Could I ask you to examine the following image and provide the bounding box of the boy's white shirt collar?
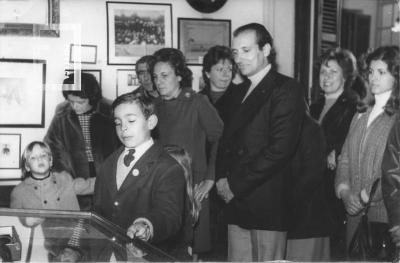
[116,138,154,190]
[124,138,154,162]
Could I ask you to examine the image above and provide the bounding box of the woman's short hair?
[152,48,193,88]
[62,73,102,106]
[358,46,400,115]
[202,45,236,87]
[21,141,53,179]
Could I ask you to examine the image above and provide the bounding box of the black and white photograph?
[0,0,398,262]
[0,0,60,37]
[0,134,20,170]
[69,44,98,64]
[178,18,231,65]
[116,69,139,96]
[107,2,172,65]
[0,59,45,127]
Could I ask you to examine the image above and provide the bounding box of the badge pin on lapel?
[132,169,140,177]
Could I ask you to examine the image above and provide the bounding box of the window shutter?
[317,0,342,57]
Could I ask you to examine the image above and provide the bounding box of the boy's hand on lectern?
[127,220,152,241]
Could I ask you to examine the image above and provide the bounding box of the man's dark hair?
[112,89,155,119]
[233,23,277,67]
[62,73,102,106]
[135,55,156,76]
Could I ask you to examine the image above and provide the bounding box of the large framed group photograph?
[0,59,46,127]
[107,2,172,65]
[178,18,231,65]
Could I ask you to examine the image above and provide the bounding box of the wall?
[263,0,295,76]
[0,0,295,183]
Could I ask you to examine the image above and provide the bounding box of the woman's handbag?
[348,178,395,261]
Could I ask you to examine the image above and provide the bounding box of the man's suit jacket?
[94,142,186,246]
[216,69,305,231]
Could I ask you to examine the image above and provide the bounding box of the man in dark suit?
[93,91,186,260]
[216,23,305,261]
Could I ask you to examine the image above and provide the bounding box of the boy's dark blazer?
[93,142,186,246]
[216,69,306,231]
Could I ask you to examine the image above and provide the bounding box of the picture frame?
[178,18,231,65]
[0,0,60,37]
[69,44,98,64]
[0,134,21,170]
[0,59,46,127]
[65,69,102,89]
[107,1,173,65]
[116,69,140,96]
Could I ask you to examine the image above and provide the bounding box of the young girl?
[10,141,95,261]
[10,141,95,212]
[164,145,201,260]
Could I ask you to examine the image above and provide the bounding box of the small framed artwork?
[65,69,102,89]
[178,18,231,65]
[107,2,173,65]
[0,134,21,170]
[0,59,46,127]
[0,0,60,37]
[116,69,140,96]
[69,44,98,64]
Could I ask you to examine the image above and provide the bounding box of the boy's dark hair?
[112,89,155,119]
[152,48,193,88]
[233,23,277,68]
[62,73,102,106]
[358,46,400,115]
[202,45,236,87]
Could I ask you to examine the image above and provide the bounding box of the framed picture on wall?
[65,69,102,89]
[69,44,98,64]
[0,134,21,170]
[0,59,46,127]
[106,1,172,65]
[116,69,140,96]
[0,0,60,37]
[178,18,231,65]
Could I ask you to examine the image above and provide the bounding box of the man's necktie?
[123,149,135,167]
[241,78,253,103]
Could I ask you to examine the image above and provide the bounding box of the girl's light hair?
[164,145,200,225]
[21,141,53,179]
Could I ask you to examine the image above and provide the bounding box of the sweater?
[335,108,397,222]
